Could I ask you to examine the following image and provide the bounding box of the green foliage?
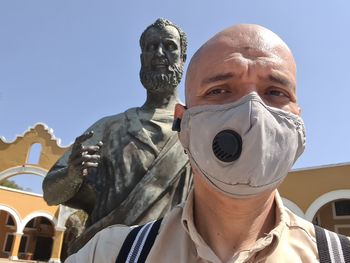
[0,179,24,190]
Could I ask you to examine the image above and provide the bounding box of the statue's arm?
[43,118,108,214]
[43,161,96,213]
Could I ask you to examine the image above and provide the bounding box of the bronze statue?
[43,18,192,254]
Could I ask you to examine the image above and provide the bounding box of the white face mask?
[179,92,306,198]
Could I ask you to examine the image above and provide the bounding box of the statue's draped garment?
[43,107,192,252]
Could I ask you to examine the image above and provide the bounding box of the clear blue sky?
[1,1,350,192]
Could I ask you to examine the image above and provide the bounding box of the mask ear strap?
[172,105,187,132]
[172,118,182,132]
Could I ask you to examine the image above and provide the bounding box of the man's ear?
[172,103,186,132]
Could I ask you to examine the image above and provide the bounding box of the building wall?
[279,163,350,215]
[0,187,58,260]
[0,123,67,173]
[0,187,58,221]
[0,123,69,261]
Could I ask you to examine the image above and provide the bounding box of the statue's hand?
[67,131,103,178]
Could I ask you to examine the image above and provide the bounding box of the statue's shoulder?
[89,108,139,131]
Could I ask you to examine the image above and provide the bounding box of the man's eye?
[206,88,229,95]
[267,89,288,98]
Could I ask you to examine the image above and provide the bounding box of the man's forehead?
[189,40,292,76]
[188,26,295,76]
[185,25,296,102]
[193,35,291,63]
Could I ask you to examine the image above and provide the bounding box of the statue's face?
[140,25,184,94]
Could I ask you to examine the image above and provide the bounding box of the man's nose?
[237,84,258,99]
[226,84,259,103]
[243,84,258,94]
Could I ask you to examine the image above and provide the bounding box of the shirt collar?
[181,189,289,262]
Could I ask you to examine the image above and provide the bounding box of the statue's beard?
[140,64,183,93]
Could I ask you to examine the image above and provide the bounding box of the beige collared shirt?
[65,190,320,263]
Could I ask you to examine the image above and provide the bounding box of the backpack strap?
[314,225,350,263]
[115,218,163,263]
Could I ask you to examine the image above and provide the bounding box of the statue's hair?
[140,18,187,60]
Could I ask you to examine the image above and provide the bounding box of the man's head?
[174,24,305,199]
[139,18,187,94]
[181,24,298,115]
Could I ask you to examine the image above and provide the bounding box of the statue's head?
[139,18,187,94]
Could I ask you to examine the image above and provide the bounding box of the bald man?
[65,24,349,263]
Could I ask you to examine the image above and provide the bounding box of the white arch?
[0,204,21,233]
[282,198,305,219]
[19,211,57,233]
[305,190,350,222]
[0,166,47,181]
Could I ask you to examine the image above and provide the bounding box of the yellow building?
[0,123,74,262]
[279,162,350,235]
[0,187,58,260]
[0,123,349,261]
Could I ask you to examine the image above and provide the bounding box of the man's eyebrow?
[268,74,295,89]
[201,73,235,85]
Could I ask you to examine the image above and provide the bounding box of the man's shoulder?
[98,223,133,241]
[65,224,132,263]
[283,206,350,246]
[65,205,185,263]
[284,207,318,243]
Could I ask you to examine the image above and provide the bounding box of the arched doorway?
[312,198,350,235]
[0,210,17,259]
[21,216,55,261]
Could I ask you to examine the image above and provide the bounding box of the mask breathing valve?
[212,130,242,162]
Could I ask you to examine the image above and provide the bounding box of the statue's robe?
[43,107,192,253]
